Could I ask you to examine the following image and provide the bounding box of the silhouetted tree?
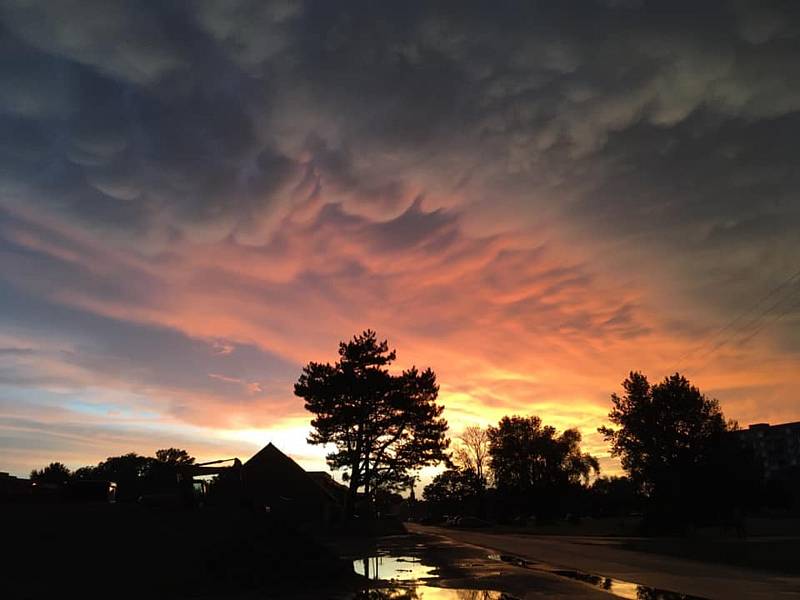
[30,462,71,484]
[599,372,737,527]
[72,465,99,481]
[488,415,599,519]
[148,448,196,488]
[295,330,449,517]
[154,448,195,465]
[93,453,151,501]
[31,449,200,502]
[590,476,642,517]
[423,468,482,517]
[453,426,490,487]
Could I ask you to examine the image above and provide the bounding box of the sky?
[1,1,799,481]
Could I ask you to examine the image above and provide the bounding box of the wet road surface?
[409,524,800,600]
[340,529,689,599]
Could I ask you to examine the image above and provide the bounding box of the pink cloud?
[2,193,799,476]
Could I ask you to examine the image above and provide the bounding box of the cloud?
[2,1,798,253]
[193,0,304,72]
[0,0,185,85]
[1,0,800,474]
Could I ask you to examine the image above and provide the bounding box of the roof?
[243,443,342,505]
[739,421,800,434]
[308,471,348,503]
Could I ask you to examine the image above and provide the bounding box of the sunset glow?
[2,1,799,483]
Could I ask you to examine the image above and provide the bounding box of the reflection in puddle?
[551,570,640,599]
[354,555,436,581]
[352,586,514,599]
[488,554,707,600]
[352,553,518,600]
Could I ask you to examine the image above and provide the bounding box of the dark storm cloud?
[1,1,798,243]
[0,0,300,245]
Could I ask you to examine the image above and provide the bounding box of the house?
[0,472,31,502]
[241,443,344,525]
[308,470,349,506]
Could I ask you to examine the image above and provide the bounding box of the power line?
[688,291,800,377]
[736,291,800,348]
[688,281,800,365]
[674,266,800,373]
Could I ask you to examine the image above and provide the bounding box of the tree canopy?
[488,416,599,490]
[155,448,195,465]
[423,468,483,513]
[30,462,71,484]
[294,330,449,515]
[599,372,730,497]
[40,448,197,501]
[589,475,642,517]
[598,372,747,526]
[487,415,599,518]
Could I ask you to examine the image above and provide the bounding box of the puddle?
[352,552,518,599]
[488,553,707,599]
[351,586,516,599]
[353,555,437,581]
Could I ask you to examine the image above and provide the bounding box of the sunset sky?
[1,1,799,481]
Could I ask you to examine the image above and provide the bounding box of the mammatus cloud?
[1,0,799,477]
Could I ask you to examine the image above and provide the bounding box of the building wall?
[737,422,800,479]
[241,444,343,525]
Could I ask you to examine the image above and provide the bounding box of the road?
[408,524,800,600]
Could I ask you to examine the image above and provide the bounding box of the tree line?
[425,370,800,530]
[25,330,798,528]
[298,331,795,529]
[423,416,602,523]
[30,448,195,501]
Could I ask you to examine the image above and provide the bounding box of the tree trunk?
[364,455,370,501]
[346,424,364,520]
[345,461,360,520]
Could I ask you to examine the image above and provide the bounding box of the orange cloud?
[4,192,798,482]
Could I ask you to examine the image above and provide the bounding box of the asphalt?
[408,524,800,600]
[331,528,620,600]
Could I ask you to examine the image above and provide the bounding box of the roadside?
[477,516,800,575]
[410,524,800,600]
[619,534,800,576]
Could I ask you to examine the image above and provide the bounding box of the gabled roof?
[243,443,341,505]
[244,442,298,469]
